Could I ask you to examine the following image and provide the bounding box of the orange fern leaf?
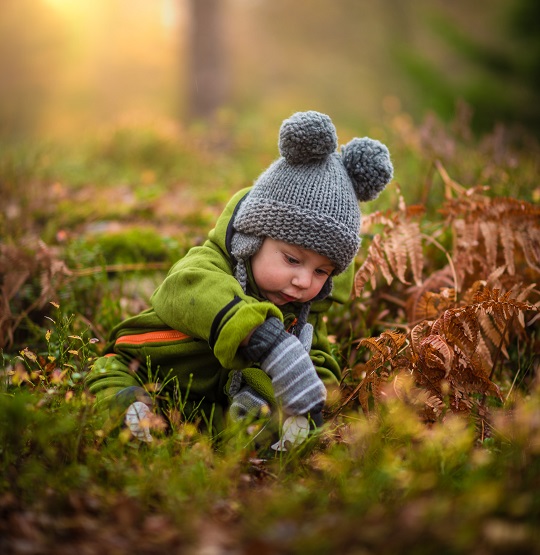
[383,227,410,284]
[417,334,454,376]
[402,221,424,286]
[354,195,425,296]
[412,288,457,322]
[499,223,516,275]
[480,220,499,270]
[354,234,393,295]
[516,228,540,273]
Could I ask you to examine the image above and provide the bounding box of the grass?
[1,108,539,553]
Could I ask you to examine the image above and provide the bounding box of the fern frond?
[472,286,536,314]
[417,334,454,376]
[433,308,479,355]
[516,229,540,273]
[442,192,540,280]
[383,228,410,284]
[406,267,455,322]
[499,224,515,275]
[357,330,407,359]
[412,288,457,321]
[401,221,424,285]
[410,321,431,354]
[371,235,394,285]
[354,235,393,295]
[408,285,536,419]
[474,333,494,375]
[354,196,425,296]
[354,331,409,415]
[478,310,505,351]
[357,368,390,416]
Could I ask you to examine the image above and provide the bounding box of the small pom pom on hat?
[232,110,393,278]
[278,111,337,164]
[342,137,393,202]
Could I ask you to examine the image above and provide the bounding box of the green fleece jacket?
[86,187,354,432]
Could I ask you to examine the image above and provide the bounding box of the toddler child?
[86,110,393,442]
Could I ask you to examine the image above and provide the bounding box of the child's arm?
[150,243,284,368]
[241,317,327,416]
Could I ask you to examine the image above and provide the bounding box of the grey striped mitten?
[229,385,271,422]
[298,322,313,353]
[241,318,326,416]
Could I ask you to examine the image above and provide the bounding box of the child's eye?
[285,255,299,265]
[315,268,330,276]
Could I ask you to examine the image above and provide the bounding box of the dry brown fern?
[355,188,424,296]
[330,330,410,417]
[341,286,538,424]
[438,166,540,288]
[344,164,539,428]
[358,164,539,315]
[0,240,71,349]
[411,286,536,420]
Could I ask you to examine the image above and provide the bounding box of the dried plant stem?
[504,365,521,406]
[435,159,467,198]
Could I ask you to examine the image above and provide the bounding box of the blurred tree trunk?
[187,0,229,120]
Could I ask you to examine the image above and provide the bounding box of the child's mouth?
[280,293,298,304]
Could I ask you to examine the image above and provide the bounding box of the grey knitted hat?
[232,110,393,276]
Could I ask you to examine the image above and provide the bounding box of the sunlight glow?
[42,0,80,13]
[42,0,183,29]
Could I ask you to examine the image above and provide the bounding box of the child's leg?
[86,354,142,415]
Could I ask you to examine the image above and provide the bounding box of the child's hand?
[229,385,271,422]
[242,318,326,416]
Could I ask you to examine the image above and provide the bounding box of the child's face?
[250,238,335,306]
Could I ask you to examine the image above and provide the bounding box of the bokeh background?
[2,0,539,141]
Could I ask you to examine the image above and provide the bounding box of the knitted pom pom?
[278,111,337,164]
[341,137,393,202]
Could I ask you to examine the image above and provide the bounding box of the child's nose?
[292,270,311,290]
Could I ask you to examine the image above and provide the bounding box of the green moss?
[83,227,185,265]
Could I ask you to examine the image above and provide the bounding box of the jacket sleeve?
[150,241,282,371]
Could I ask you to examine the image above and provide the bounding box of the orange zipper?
[115,330,190,346]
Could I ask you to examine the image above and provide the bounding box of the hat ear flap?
[231,232,264,292]
[341,137,393,202]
